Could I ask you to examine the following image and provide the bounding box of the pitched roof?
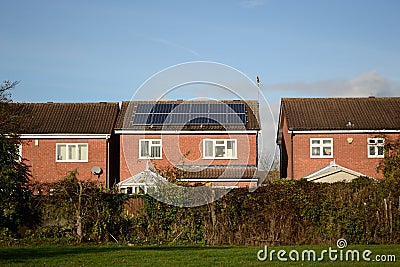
[10,102,119,134]
[119,166,258,185]
[115,100,260,131]
[177,167,258,179]
[117,167,168,187]
[280,97,400,131]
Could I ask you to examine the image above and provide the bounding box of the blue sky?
[1,0,399,105]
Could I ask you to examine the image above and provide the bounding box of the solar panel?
[151,113,168,124]
[209,103,226,113]
[133,113,152,124]
[173,104,191,113]
[189,116,209,124]
[227,103,245,113]
[132,102,247,125]
[226,114,246,124]
[135,104,154,113]
[153,103,175,113]
[191,104,208,113]
[169,113,190,124]
[209,113,226,123]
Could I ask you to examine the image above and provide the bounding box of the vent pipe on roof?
[256,76,261,103]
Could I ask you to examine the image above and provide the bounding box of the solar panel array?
[132,103,247,125]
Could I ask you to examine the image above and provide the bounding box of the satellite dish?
[91,166,103,175]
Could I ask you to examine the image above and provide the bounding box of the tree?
[0,80,36,236]
[258,151,280,182]
[38,170,127,243]
[379,136,400,181]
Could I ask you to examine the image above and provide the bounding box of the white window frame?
[139,139,162,159]
[56,143,88,162]
[368,138,384,158]
[310,138,333,158]
[202,139,237,159]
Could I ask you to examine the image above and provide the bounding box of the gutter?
[114,130,258,134]
[179,178,259,182]
[19,134,111,139]
[289,129,400,134]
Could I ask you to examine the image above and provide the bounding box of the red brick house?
[276,97,400,181]
[114,100,260,190]
[16,102,119,187]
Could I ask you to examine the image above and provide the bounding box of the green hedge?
[7,177,400,246]
[122,177,400,246]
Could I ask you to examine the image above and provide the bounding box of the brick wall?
[120,133,257,181]
[21,138,109,184]
[280,115,399,179]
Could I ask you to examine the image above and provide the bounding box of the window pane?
[323,147,331,156]
[226,140,236,158]
[140,141,149,157]
[68,145,77,160]
[323,139,331,145]
[152,140,160,145]
[369,146,375,156]
[378,146,384,156]
[227,141,232,149]
[78,144,88,160]
[369,139,376,144]
[57,145,66,160]
[216,140,224,145]
[311,140,320,144]
[204,140,213,157]
[312,147,320,156]
[151,146,161,158]
[215,146,225,157]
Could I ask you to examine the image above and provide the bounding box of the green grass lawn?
[0,244,399,266]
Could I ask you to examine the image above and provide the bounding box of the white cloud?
[266,71,400,97]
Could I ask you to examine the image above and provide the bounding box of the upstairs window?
[203,139,237,159]
[368,138,384,158]
[139,139,162,159]
[310,138,333,158]
[56,143,88,162]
